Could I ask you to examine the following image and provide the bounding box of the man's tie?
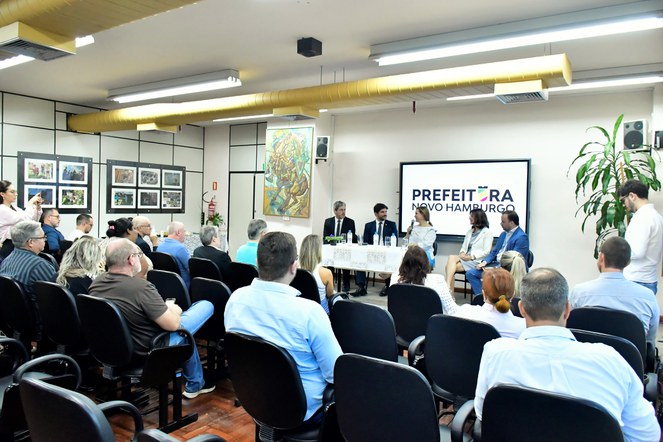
[377,221,383,242]
[335,219,341,237]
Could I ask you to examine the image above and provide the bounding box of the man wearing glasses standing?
[41,208,65,256]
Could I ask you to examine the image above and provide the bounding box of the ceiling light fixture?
[108,69,241,104]
[213,113,273,123]
[370,0,663,66]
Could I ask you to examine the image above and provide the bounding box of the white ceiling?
[0,0,661,124]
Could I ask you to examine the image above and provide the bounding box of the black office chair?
[38,251,59,271]
[409,314,500,413]
[334,354,472,442]
[59,239,74,257]
[76,294,198,432]
[147,269,192,310]
[225,332,337,442]
[479,384,623,442]
[34,281,86,354]
[453,269,471,298]
[149,251,181,275]
[0,275,38,351]
[20,377,226,442]
[510,297,522,317]
[291,269,321,304]
[189,257,223,281]
[189,277,232,375]
[330,299,399,362]
[224,262,258,293]
[387,283,442,349]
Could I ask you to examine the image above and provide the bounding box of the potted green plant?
[206,213,224,227]
[568,114,660,257]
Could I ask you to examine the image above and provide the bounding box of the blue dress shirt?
[156,238,191,287]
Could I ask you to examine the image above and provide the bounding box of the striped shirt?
[0,248,57,303]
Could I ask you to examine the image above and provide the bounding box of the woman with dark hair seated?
[99,217,152,278]
[445,208,492,291]
[56,236,102,294]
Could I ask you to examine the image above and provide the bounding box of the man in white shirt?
[475,268,659,442]
[619,179,663,294]
[67,213,94,240]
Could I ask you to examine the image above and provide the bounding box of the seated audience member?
[390,245,454,312]
[299,234,334,315]
[0,180,42,258]
[56,236,102,295]
[41,208,65,255]
[193,225,232,278]
[474,268,659,442]
[450,268,525,338]
[99,218,152,279]
[88,238,215,399]
[445,208,493,291]
[0,220,57,337]
[570,236,659,346]
[235,218,267,266]
[466,210,529,296]
[67,213,94,241]
[225,232,342,421]
[157,221,191,287]
[499,250,527,297]
[404,205,436,267]
[132,216,159,253]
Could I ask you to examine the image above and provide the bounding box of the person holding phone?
[0,180,42,259]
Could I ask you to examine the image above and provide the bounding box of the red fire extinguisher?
[208,197,216,218]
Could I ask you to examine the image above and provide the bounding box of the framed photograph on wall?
[162,170,183,189]
[59,161,89,185]
[111,188,136,209]
[112,165,137,186]
[162,190,182,209]
[24,158,57,183]
[139,167,161,188]
[24,185,56,208]
[138,189,160,209]
[58,187,88,209]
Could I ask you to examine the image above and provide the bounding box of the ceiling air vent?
[494,79,549,104]
[273,106,320,121]
[0,22,75,61]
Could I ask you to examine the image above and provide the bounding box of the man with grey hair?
[133,216,158,254]
[157,221,191,287]
[474,268,659,441]
[322,200,360,292]
[235,218,267,266]
[0,220,57,341]
[193,225,231,278]
[89,238,216,399]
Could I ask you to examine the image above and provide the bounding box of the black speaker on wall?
[315,136,329,163]
[623,120,647,150]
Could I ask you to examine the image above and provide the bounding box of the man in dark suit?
[360,203,399,296]
[193,225,232,279]
[466,210,529,296]
[323,200,359,292]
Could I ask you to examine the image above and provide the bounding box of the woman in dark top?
[56,236,102,295]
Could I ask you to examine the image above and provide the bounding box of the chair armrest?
[450,400,475,442]
[151,328,195,349]
[13,354,81,389]
[644,372,658,403]
[187,436,227,442]
[645,342,656,372]
[138,428,227,442]
[0,337,29,373]
[99,400,144,437]
[408,335,425,367]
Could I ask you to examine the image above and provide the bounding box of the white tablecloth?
[322,244,406,273]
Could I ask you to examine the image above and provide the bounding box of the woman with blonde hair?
[56,236,102,294]
[404,205,436,267]
[445,208,492,291]
[299,234,334,314]
[500,250,527,297]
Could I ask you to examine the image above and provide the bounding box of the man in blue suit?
[466,210,529,296]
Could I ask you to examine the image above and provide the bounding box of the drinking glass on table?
[356,234,363,245]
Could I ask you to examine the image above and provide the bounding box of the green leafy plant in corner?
[568,114,660,258]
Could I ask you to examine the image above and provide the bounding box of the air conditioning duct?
[0,22,75,61]
[494,79,549,104]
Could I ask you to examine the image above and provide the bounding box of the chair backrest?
[76,294,134,367]
[567,307,647,364]
[59,239,73,257]
[189,257,223,281]
[481,384,623,442]
[570,328,644,381]
[38,252,59,271]
[335,354,441,442]
[34,281,85,349]
[510,297,522,317]
[0,275,36,339]
[426,314,500,399]
[189,277,231,340]
[147,269,191,309]
[527,250,534,267]
[225,332,307,429]
[330,299,398,362]
[225,262,258,293]
[20,377,117,442]
[387,283,443,346]
[148,251,181,275]
[290,268,321,304]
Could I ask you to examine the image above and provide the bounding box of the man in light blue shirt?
[235,218,267,266]
[157,221,191,287]
[570,236,659,346]
[225,231,342,421]
[475,268,659,442]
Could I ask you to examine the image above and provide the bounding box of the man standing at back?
[157,221,191,287]
[235,219,267,266]
[570,236,659,347]
[474,268,659,442]
[619,179,663,294]
[322,200,360,292]
[225,232,342,422]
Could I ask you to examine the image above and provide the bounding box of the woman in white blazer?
[445,208,493,291]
